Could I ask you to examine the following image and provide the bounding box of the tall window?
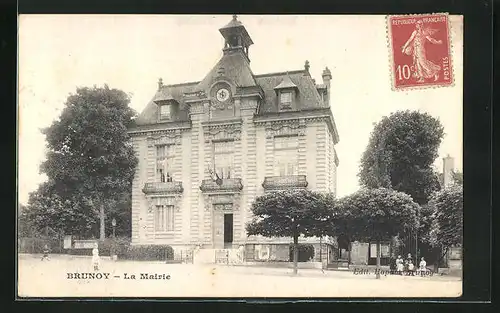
[279,92,292,110]
[156,145,174,182]
[160,104,171,120]
[213,141,234,179]
[274,136,298,176]
[154,205,174,232]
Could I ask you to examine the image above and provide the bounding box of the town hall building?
[127,15,340,264]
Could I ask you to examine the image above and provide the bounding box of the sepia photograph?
[17,14,463,298]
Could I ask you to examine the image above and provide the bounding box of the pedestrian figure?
[41,244,50,261]
[92,242,100,271]
[404,253,413,275]
[419,257,427,275]
[396,255,404,275]
[407,259,415,276]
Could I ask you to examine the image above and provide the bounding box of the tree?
[18,203,39,238]
[438,169,463,188]
[35,85,138,240]
[428,184,463,271]
[358,110,444,205]
[451,170,463,186]
[332,188,419,279]
[22,181,96,237]
[246,189,332,275]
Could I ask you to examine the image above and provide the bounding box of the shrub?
[289,244,315,262]
[123,245,174,261]
[99,237,130,257]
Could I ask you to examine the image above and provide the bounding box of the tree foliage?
[332,188,420,242]
[25,85,137,238]
[358,110,444,205]
[246,189,332,239]
[428,184,463,248]
[246,189,333,274]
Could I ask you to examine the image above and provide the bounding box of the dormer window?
[280,92,292,110]
[160,104,171,120]
[274,74,298,112]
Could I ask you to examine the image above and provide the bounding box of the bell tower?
[219,15,254,62]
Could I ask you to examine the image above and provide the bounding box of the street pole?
[415,208,419,263]
[112,218,117,238]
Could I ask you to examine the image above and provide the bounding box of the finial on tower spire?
[233,15,238,21]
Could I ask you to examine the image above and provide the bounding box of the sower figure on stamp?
[401,20,443,83]
[92,242,100,271]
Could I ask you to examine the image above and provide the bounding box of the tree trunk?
[376,241,381,279]
[293,234,299,275]
[99,204,105,241]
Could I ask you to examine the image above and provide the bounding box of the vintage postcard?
[17,14,463,298]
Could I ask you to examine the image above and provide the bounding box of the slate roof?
[194,51,257,92]
[273,75,298,90]
[255,70,327,115]
[134,82,198,126]
[131,16,329,128]
[132,68,329,127]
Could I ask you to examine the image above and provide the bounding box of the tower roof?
[219,15,254,46]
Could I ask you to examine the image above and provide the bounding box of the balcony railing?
[262,175,308,190]
[142,181,183,195]
[199,178,243,193]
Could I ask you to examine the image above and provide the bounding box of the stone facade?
[127,16,340,259]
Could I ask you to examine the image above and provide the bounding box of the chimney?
[322,67,332,106]
[304,60,310,75]
[158,78,163,91]
[442,154,455,187]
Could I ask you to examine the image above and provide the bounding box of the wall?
[130,135,148,245]
[350,242,369,265]
[131,109,337,250]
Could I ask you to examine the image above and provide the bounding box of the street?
[17,254,462,298]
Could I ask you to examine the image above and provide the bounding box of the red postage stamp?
[387,13,453,90]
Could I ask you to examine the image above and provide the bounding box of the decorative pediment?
[263,119,306,139]
[146,195,182,213]
[202,119,242,143]
[147,130,182,147]
[203,193,241,212]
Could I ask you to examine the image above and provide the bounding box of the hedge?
[63,238,174,261]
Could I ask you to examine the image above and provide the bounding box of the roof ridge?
[254,69,305,78]
[162,81,200,88]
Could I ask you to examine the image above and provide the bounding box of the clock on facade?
[216,88,230,102]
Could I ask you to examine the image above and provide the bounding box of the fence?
[215,249,244,264]
[173,249,194,264]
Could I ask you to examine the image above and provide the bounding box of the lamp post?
[111,218,117,261]
[111,218,116,238]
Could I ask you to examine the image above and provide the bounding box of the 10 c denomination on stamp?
[387,13,453,90]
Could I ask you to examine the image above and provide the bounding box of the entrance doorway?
[224,213,233,249]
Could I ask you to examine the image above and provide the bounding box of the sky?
[18,14,463,205]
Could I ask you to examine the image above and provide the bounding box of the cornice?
[128,121,192,137]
